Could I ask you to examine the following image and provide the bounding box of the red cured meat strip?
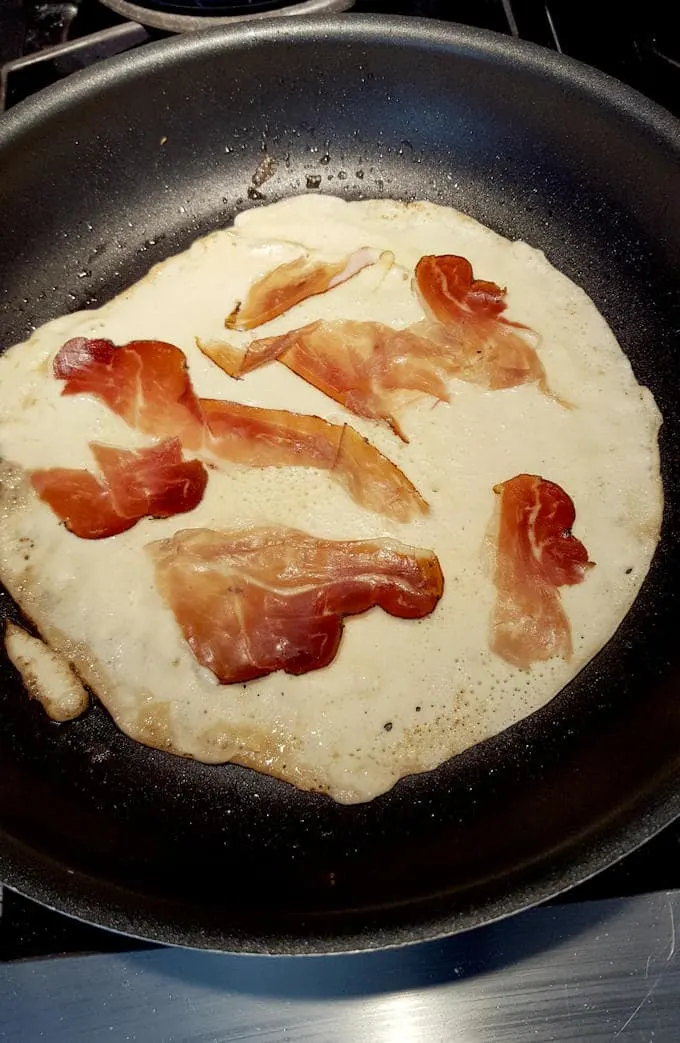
[31,438,207,539]
[54,338,427,523]
[490,474,592,668]
[148,526,444,683]
[225,249,379,331]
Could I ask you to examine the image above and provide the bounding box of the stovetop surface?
[2,1,679,115]
[0,0,679,962]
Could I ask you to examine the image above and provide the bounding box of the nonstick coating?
[0,16,679,955]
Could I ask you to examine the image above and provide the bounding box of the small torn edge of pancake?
[4,620,89,722]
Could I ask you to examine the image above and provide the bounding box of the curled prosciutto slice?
[30,438,208,539]
[415,254,509,324]
[55,338,206,449]
[414,255,549,393]
[490,474,592,668]
[148,526,444,683]
[225,248,380,331]
[53,338,427,523]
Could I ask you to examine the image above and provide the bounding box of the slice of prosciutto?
[490,474,592,668]
[53,338,427,523]
[30,438,208,539]
[148,526,444,683]
[31,468,134,540]
[200,253,551,443]
[199,321,450,442]
[414,255,549,393]
[199,399,426,522]
[54,337,206,449]
[225,248,380,331]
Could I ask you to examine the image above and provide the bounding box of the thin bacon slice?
[416,254,509,324]
[200,253,552,443]
[490,474,592,668]
[30,438,208,539]
[53,338,427,523]
[148,526,444,683]
[225,248,380,331]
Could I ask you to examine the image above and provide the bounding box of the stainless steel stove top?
[2,889,680,1041]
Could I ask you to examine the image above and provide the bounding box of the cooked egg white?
[0,196,662,803]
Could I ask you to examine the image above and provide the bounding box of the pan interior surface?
[0,16,679,954]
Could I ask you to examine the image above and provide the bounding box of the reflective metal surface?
[99,0,354,33]
[1,890,679,1040]
[0,22,150,110]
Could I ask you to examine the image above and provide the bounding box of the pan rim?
[2,770,680,955]
[0,559,678,949]
[0,14,679,149]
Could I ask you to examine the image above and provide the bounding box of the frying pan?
[0,15,679,955]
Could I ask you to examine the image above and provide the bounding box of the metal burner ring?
[99,0,355,34]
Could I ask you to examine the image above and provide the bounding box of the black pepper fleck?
[383,721,393,732]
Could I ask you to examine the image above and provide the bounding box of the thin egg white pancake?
[0,196,662,804]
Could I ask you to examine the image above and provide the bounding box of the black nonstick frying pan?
[0,15,679,955]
